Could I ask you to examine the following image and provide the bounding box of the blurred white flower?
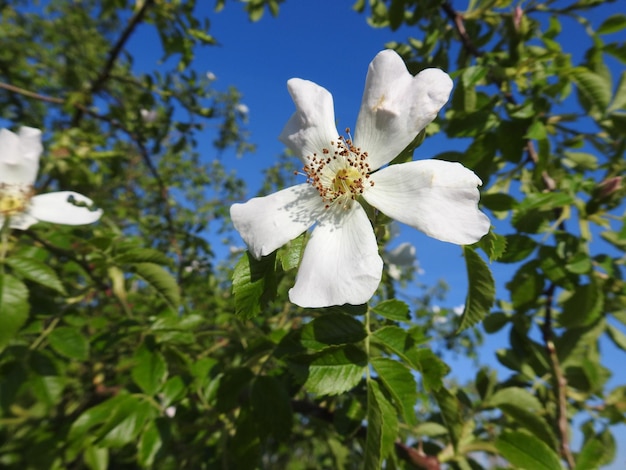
[231,50,489,308]
[452,304,465,316]
[0,127,102,230]
[206,71,217,81]
[235,103,249,115]
[140,108,157,123]
[384,242,417,280]
[165,406,177,418]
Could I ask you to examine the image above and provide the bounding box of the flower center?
[301,133,374,209]
[0,184,32,216]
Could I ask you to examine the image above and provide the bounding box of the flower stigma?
[300,129,374,209]
[0,183,32,216]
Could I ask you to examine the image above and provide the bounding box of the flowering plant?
[231,50,489,307]
[0,126,102,230]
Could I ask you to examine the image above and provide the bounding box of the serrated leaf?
[301,345,367,396]
[560,281,604,328]
[232,251,277,319]
[300,313,366,350]
[0,275,30,352]
[495,430,562,470]
[114,248,171,266]
[371,357,418,425]
[277,233,305,271]
[572,68,611,111]
[457,247,495,332]
[475,230,507,261]
[498,234,537,263]
[371,299,410,321]
[608,71,626,112]
[132,262,180,310]
[365,380,398,470]
[5,256,66,294]
[49,326,90,361]
[131,345,167,396]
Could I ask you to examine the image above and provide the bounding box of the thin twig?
[0,82,64,104]
[440,2,483,58]
[72,0,155,125]
[542,283,576,469]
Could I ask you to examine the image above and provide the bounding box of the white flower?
[140,108,158,123]
[206,71,217,81]
[230,50,490,308]
[385,242,417,281]
[452,304,465,316]
[0,126,103,230]
[235,103,249,115]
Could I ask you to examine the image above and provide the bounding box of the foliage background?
[0,0,624,469]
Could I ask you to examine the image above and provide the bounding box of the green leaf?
[232,251,277,319]
[48,326,90,361]
[571,68,611,111]
[371,357,418,425]
[560,281,604,328]
[0,275,30,352]
[131,344,167,396]
[277,233,305,271]
[371,299,410,321]
[608,71,626,112]
[5,256,66,294]
[606,324,626,352]
[597,14,626,35]
[475,230,507,261]
[301,345,367,396]
[300,313,367,350]
[485,387,557,447]
[495,430,562,470]
[457,246,495,332]
[364,380,398,470]
[138,420,162,468]
[432,387,463,449]
[83,446,108,470]
[574,436,607,470]
[114,247,172,266]
[251,376,293,440]
[498,234,537,263]
[482,312,510,333]
[132,262,180,310]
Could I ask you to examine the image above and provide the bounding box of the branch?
[291,400,440,469]
[440,2,483,58]
[0,81,64,104]
[541,283,576,470]
[72,0,155,125]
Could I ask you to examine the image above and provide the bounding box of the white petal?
[353,50,453,170]
[278,78,340,161]
[18,127,43,162]
[363,160,490,245]
[29,191,103,226]
[0,212,38,230]
[0,128,40,185]
[230,184,324,259]
[289,203,383,308]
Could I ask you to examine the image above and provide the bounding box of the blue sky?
[128,0,625,465]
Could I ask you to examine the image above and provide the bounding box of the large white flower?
[231,50,490,308]
[0,126,103,230]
